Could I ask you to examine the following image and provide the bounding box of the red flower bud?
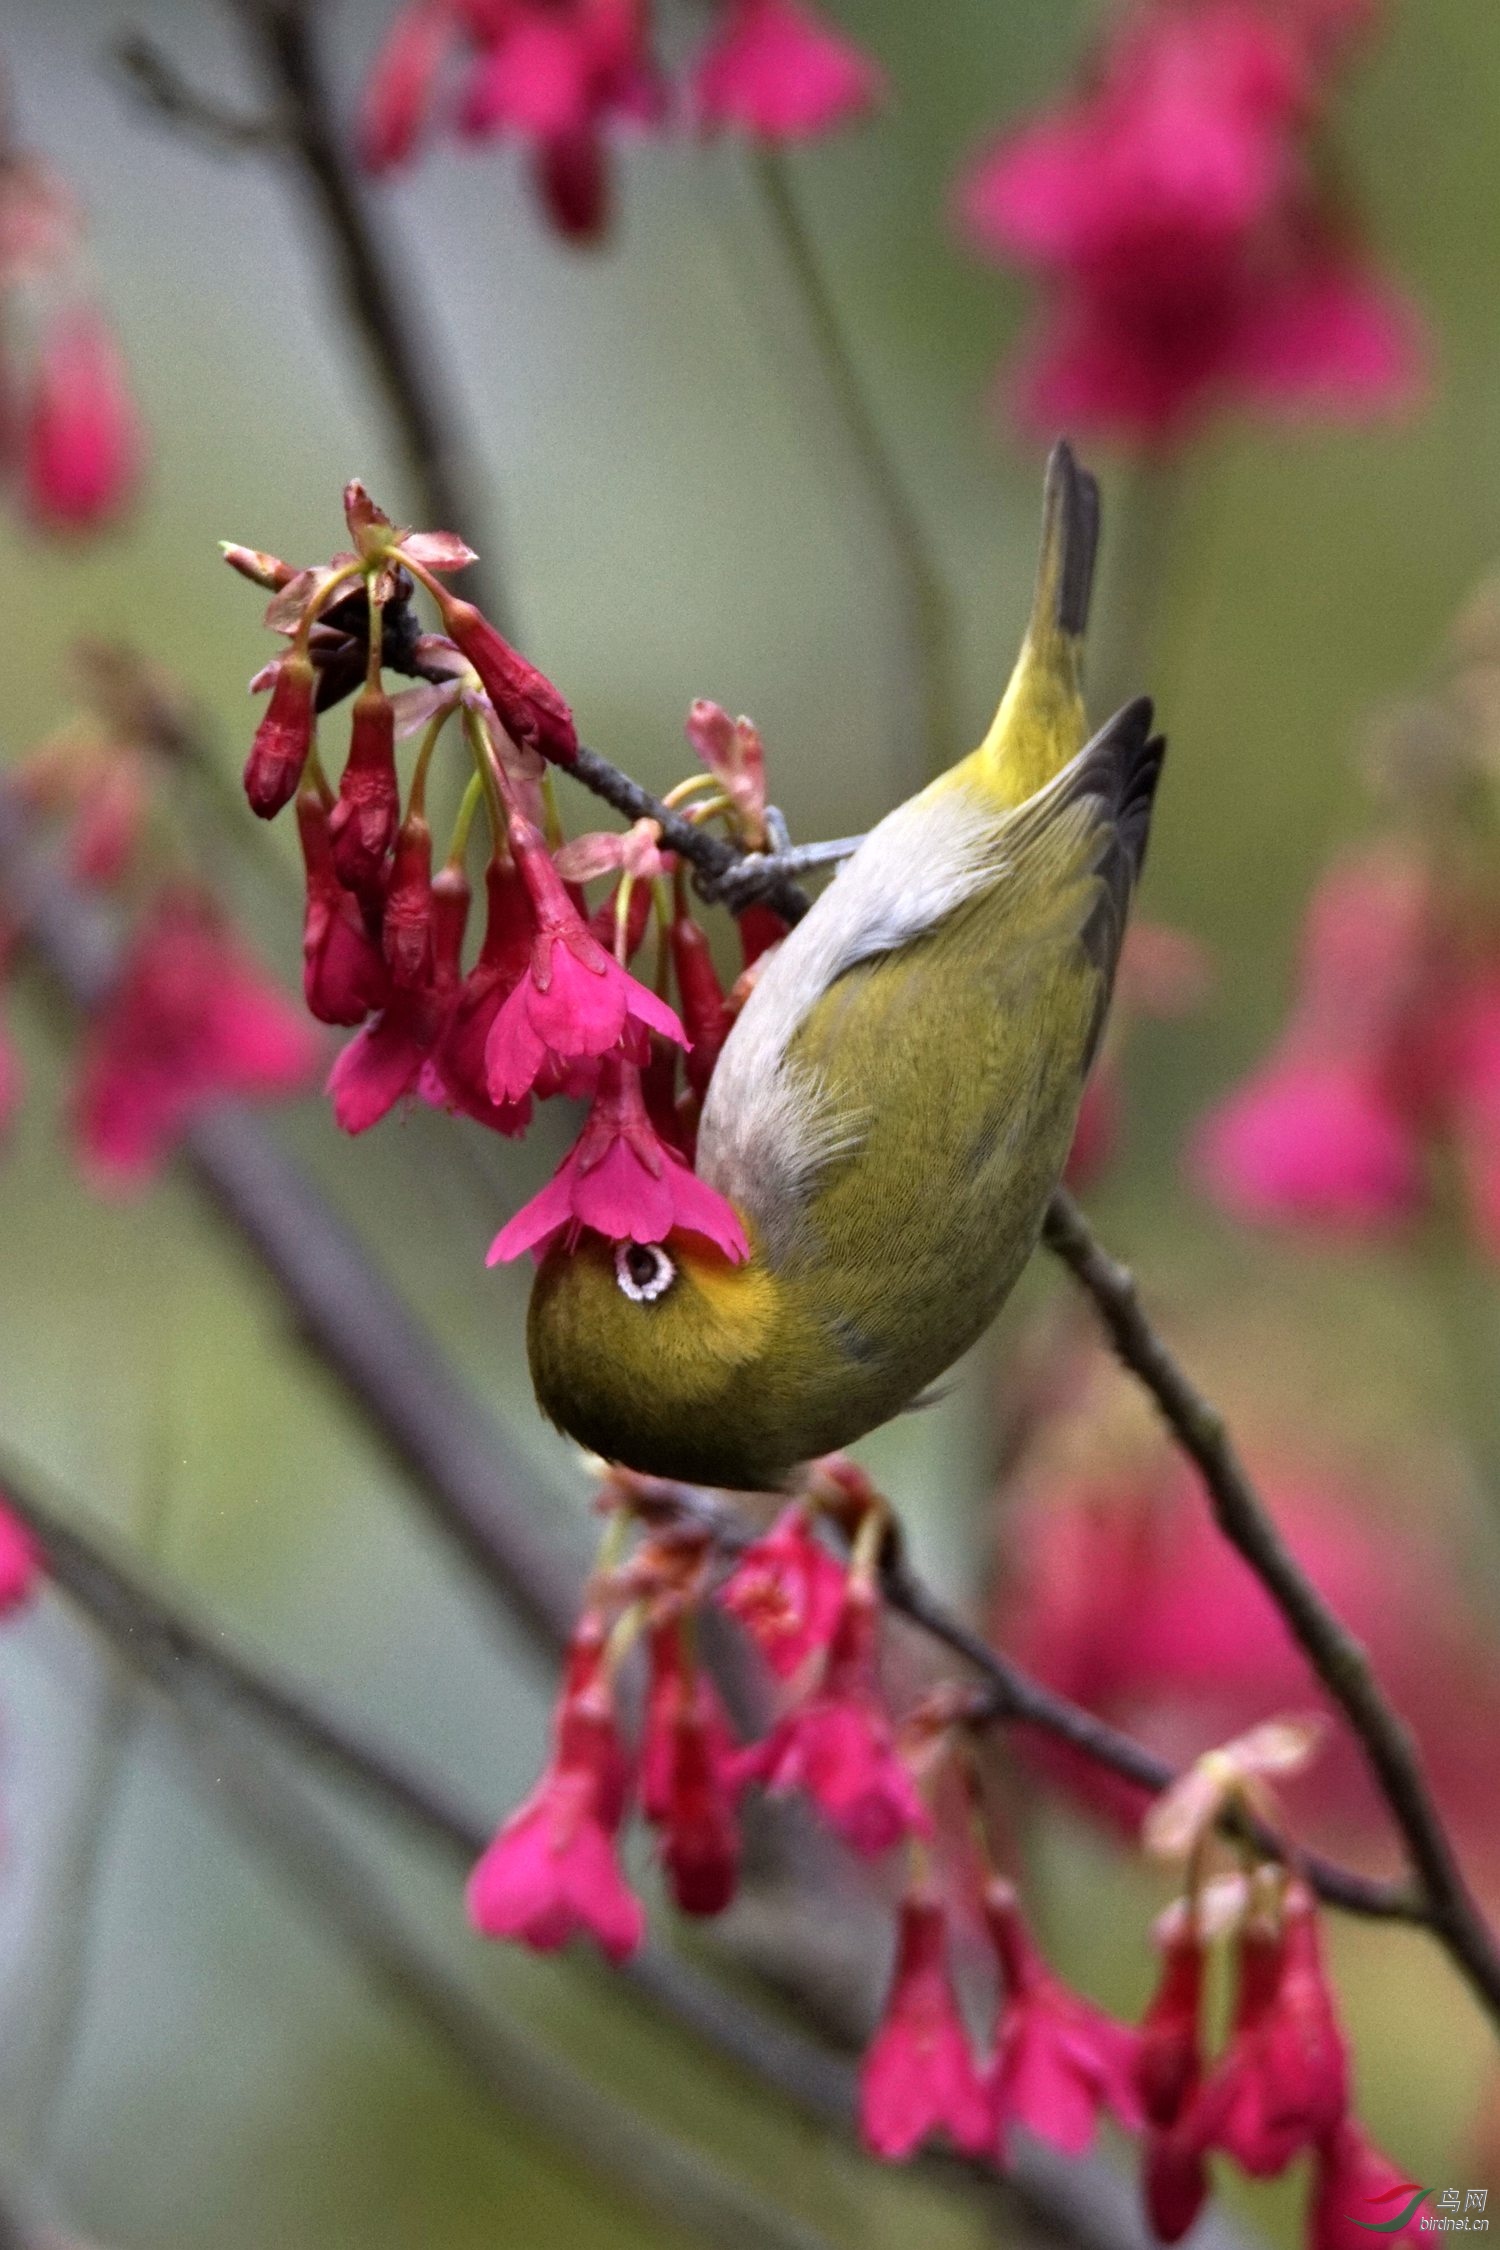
[1136,1923,1206,2129]
[22,303,142,533]
[1143,2131,1211,2244]
[737,902,789,968]
[670,913,731,1097]
[296,789,390,1027]
[383,809,435,986]
[329,679,400,887]
[436,592,579,765]
[534,127,609,241]
[245,650,317,819]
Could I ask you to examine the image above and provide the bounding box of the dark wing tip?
[1072,699,1167,1047]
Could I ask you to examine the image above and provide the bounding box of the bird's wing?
[698,699,1164,1261]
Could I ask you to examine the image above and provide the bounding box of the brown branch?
[116,8,512,635]
[1043,1188,1500,2026]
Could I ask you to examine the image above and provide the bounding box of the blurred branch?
[745,149,954,784]
[112,6,513,634]
[163,1708,838,2250]
[1043,1188,1500,2029]
[114,34,283,151]
[16,1463,1263,2250]
[0,786,582,1656]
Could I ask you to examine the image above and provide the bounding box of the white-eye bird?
[528,441,1165,1490]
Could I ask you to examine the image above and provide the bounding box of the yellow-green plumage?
[528,443,1165,1490]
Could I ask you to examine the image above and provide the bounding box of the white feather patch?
[697,777,1007,1234]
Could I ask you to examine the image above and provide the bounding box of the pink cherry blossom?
[753,1574,929,1857]
[328,868,470,1133]
[357,0,458,171]
[1189,1051,1423,1231]
[716,1505,845,1680]
[296,790,390,1028]
[487,1051,749,1261]
[693,0,883,139]
[859,1887,990,2161]
[985,1878,1143,2162]
[482,807,684,1106]
[640,1623,742,1916]
[467,1620,644,1964]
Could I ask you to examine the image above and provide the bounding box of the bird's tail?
[975,439,1101,807]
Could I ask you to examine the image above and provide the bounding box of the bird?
[527,441,1165,1491]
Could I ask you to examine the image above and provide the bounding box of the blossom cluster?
[956,0,1423,446]
[358,0,884,239]
[2,647,317,1182]
[0,85,141,530]
[229,483,782,1264]
[464,1457,1420,2245]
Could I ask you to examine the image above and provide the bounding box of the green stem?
[748,147,955,782]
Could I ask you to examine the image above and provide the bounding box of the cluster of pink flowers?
[358,0,884,238]
[1190,838,1500,1246]
[231,483,783,1264]
[465,1457,1419,2241]
[956,0,1422,447]
[2,651,316,1183]
[0,92,142,530]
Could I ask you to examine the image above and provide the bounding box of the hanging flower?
[859,1884,990,2161]
[22,302,142,531]
[487,1051,749,1261]
[692,0,884,140]
[985,1878,1143,2162]
[716,1504,846,1680]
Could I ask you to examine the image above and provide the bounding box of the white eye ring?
[614,1241,677,1303]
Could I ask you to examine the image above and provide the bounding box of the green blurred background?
[0,0,1496,2243]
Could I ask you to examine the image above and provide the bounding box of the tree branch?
[1043,1188,1500,2025]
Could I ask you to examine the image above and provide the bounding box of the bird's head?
[526,1224,798,1488]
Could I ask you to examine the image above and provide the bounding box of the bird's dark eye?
[614,1241,676,1303]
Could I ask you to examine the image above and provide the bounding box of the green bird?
[527,442,1166,1489]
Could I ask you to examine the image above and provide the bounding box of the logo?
[1352,2186,1431,2234]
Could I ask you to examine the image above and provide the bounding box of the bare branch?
[114,33,283,151]
[1043,1188,1500,2026]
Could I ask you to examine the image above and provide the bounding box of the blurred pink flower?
[22,303,141,532]
[957,0,1422,447]
[859,1886,990,2161]
[0,1503,38,1615]
[74,889,317,1189]
[998,1448,1500,1864]
[692,0,883,140]
[468,1618,644,1963]
[640,1622,742,1915]
[1189,1053,1423,1230]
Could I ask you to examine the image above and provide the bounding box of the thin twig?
[119,7,511,633]
[1043,1188,1500,2025]
[747,148,955,783]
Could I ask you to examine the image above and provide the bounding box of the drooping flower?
[296,788,391,1028]
[1308,2120,1426,2250]
[716,1504,845,1680]
[328,865,469,1133]
[73,888,318,1189]
[640,1621,742,1915]
[244,650,317,820]
[859,1884,990,2161]
[422,856,534,1135]
[427,586,580,764]
[753,1572,930,1857]
[482,807,685,1105]
[357,0,458,171]
[984,1878,1143,2162]
[692,0,884,140]
[467,1615,644,1963]
[22,302,142,531]
[487,1050,749,1261]
[329,673,401,891]
[1185,1883,1348,2176]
